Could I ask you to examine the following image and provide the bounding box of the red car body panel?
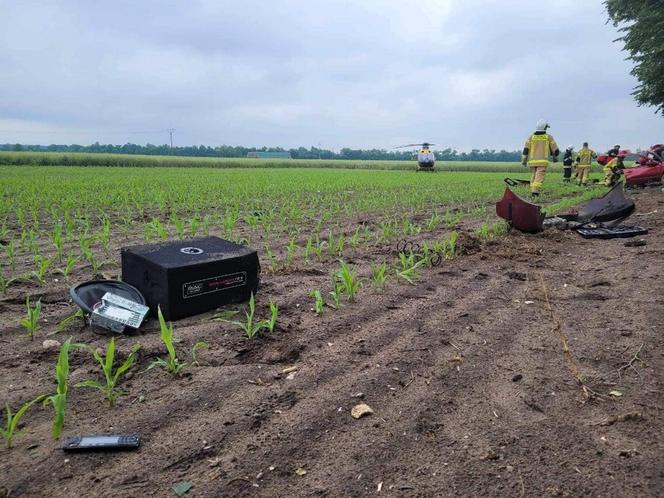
[624,163,664,186]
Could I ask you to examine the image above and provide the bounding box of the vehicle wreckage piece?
[70,280,149,333]
[497,184,636,234]
[576,225,648,239]
[495,188,545,233]
[560,183,635,224]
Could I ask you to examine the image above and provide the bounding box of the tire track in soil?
[160,263,523,497]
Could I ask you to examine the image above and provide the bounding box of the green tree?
[605,0,664,115]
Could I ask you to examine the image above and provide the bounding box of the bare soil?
[1,189,663,497]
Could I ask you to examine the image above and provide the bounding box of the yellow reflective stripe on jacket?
[527,134,550,166]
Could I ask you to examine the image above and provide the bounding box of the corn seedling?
[402,218,421,236]
[190,341,209,367]
[443,210,463,228]
[51,309,85,336]
[172,214,186,239]
[246,213,260,228]
[326,231,345,257]
[378,220,396,242]
[1,394,47,449]
[189,216,200,237]
[444,230,458,259]
[148,307,209,373]
[211,309,239,321]
[223,293,265,339]
[304,238,313,263]
[475,221,508,240]
[335,260,361,301]
[370,261,389,289]
[55,253,77,281]
[31,255,50,285]
[0,272,19,294]
[20,297,42,340]
[349,227,361,249]
[396,252,426,285]
[43,338,73,439]
[202,215,211,236]
[328,281,343,309]
[5,240,16,271]
[76,338,141,406]
[148,307,187,375]
[264,245,279,272]
[149,218,168,240]
[426,212,442,231]
[265,300,279,333]
[100,217,112,256]
[312,236,324,259]
[285,239,297,267]
[222,208,239,234]
[52,224,64,262]
[310,289,324,314]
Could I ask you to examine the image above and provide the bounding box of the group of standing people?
[522,120,623,196]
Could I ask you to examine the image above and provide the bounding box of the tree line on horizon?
[0,142,522,162]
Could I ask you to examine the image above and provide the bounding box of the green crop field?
[0,150,554,173]
[0,164,608,288]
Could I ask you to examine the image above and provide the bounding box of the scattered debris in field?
[609,390,623,397]
[172,481,193,496]
[295,467,307,476]
[624,239,647,247]
[351,403,374,419]
[282,366,298,374]
[448,354,464,364]
[512,374,523,382]
[594,412,643,426]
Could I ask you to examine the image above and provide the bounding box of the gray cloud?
[0,0,661,151]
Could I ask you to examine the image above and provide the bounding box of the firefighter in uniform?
[562,145,574,183]
[575,142,596,186]
[607,144,620,158]
[603,151,626,186]
[521,120,560,196]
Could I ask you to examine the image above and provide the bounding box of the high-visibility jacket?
[523,132,559,167]
[576,147,596,166]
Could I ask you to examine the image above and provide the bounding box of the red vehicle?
[597,145,664,187]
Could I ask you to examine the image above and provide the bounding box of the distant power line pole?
[167,128,175,148]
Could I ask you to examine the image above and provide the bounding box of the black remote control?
[62,434,140,451]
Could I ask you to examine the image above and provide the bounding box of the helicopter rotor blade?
[394,143,436,149]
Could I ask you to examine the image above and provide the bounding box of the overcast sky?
[1,0,662,151]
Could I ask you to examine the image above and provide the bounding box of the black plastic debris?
[559,184,635,224]
[576,225,648,239]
